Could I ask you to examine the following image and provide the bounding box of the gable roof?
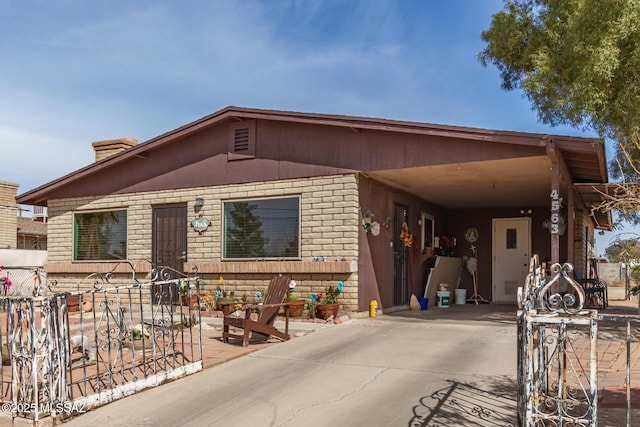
[16,106,610,227]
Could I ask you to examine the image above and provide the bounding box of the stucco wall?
[357,176,445,311]
[45,174,361,311]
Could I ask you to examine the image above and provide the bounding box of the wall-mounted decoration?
[383,217,392,230]
[370,221,381,236]
[361,209,374,232]
[464,227,479,243]
[400,222,414,247]
[191,216,210,234]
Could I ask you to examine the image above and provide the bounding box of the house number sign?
[550,190,561,235]
[191,216,210,233]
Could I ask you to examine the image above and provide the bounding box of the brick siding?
[45,174,360,311]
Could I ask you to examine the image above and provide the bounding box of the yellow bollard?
[369,300,378,317]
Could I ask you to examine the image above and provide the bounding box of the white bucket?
[437,291,450,308]
[455,289,467,304]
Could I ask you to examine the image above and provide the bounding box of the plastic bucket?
[455,289,467,305]
[418,297,429,310]
[437,291,450,308]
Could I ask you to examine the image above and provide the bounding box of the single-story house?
[16,106,612,313]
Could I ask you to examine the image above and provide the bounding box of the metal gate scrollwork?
[517,255,598,426]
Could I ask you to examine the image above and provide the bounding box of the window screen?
[223,197,300,259]
[74,210,127,261]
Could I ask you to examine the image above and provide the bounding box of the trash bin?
[437,291,450,308]
[455,289,467,304]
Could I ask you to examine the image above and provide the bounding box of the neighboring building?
[16,217,47,250]
[0,181,18,249]
[16,107,612,313]
[0,181,47,296]
[0,181,47,250]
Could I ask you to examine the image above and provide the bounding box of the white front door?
[492,218,531,303]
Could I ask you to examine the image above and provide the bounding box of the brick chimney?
[92,138,138,162]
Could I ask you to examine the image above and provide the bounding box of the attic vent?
[234,128,250,152]
[228,119,256,161]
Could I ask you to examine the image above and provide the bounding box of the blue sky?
[0,0,628,255]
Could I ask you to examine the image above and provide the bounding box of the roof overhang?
[573,184,616,230]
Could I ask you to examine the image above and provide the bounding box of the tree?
[605,237,640,262]
[479,0,640,221]
[224,202,268,258]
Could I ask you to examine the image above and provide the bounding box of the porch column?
[547,142,561,265]
[567,190,575,265]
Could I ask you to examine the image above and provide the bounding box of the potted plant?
[284,280,305,317]
[200,293,217,316]
[314,281,344,320]
[178,278,205,309]
[287,294,306,317]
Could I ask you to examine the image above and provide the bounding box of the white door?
[492,218,531,303]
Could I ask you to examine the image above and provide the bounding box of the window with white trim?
[421,212,434,249]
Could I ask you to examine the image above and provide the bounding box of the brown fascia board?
[16,105,607,205]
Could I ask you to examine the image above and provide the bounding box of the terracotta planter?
[182,294,198,309]
[288,300,305,317]
[67,295,92,312]
[316,302,339,320]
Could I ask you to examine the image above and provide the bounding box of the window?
[506,228,517,249]
[74,210,127,261]
[421,212,434,250]
[223,197,300,259]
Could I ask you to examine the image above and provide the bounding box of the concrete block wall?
[0,181,18,249]
[45,174,360,311]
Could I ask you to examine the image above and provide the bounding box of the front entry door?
[492,217,531,302]
[393,204,409,305]
[152,204,187,304]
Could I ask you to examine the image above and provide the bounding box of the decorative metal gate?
[517,255,638,426]
[0,263,203,425]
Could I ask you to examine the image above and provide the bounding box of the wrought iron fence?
[0,264,203,425]
[518,256,639,426]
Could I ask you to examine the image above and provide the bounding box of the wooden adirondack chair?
[221,275,292,347]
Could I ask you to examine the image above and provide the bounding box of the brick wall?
[45,174,360,311]
[0,181,18,249]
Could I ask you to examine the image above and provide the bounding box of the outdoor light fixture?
[195,196,205,208]
[520,209,533,216]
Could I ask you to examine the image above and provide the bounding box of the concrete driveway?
[63,305,519,427]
